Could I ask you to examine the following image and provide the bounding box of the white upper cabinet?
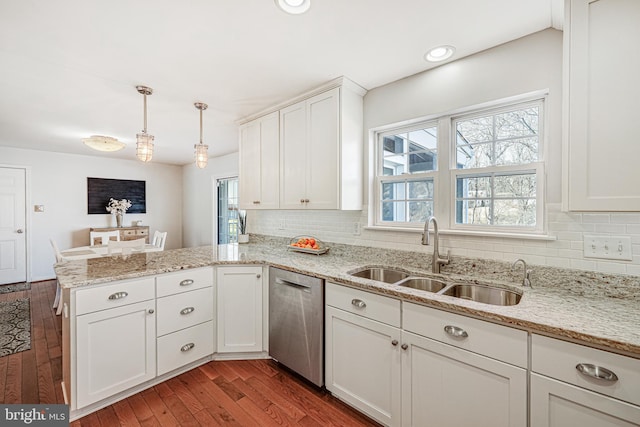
[564,0,640,210]
[239,77,366,211]
[239,111,280,210]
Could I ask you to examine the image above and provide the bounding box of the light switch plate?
[583,235,632,261]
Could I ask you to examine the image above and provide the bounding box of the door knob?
[16,229,24,234]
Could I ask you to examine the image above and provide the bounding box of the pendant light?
[135,85,154,162]
[194,102,209,169]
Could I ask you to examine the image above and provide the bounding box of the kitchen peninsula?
[55,235,640,425]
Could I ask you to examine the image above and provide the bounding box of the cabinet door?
[305,88,339,209]
[216,266,263,353]
[76,300,156,408]
[531,373,640,427]
[566,0,640,210]
[239,112,279,209]
[325,306,401,427]
[280,100,308,209]
[401,331,526,427]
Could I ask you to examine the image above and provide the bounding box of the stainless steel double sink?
[349,267,522,306]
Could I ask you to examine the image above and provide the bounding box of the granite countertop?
[54,235,640,358]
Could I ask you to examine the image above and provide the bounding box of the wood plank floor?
[0,280,382,426]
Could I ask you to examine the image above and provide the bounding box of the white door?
[325,306,402,427]
[531,373,640,427]
[0,167,27,285]
[401,330,527,427]
[76,300,156,409]
[216,266,263,353]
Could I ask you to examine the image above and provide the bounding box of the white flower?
[106,198,132,215]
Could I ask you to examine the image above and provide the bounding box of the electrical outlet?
[583,235,632,261]
[353,222,361,236]
[279,218,286,230]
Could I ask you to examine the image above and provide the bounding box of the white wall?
[249,28,640,276]
[182,151,239,248]
[0,146,183,281]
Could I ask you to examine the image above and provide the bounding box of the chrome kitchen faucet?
[422,216,450,274]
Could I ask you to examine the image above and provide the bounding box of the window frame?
[449,99,545,234]
[374,121,439,228]
[370,94,547,236]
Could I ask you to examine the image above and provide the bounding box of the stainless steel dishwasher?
[269,267,324,387]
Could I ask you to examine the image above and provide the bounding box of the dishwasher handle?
[274,277,312,292]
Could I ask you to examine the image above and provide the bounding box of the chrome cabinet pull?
[576,363,619,382]
[401,343,408,350]
[300,198,305,203]
[391,340,399,346]
[256,274,261,279]
[180,307,195,315]
[253,200,260,204]
[181,343,195,352]
[148,309,154,314]
[351,299,366,309]
[444,325,469,338]
[108,291,128,300]
[180,279,194,286]
[304,199,310,203]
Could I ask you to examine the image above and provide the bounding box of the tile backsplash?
[248,203,640,277]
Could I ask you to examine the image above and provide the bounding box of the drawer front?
[75,278,155,315]
[157,321,214,376]
[532,334,640,406]
[326,282,400,327]
[123,230,136,237]
[157,287,214,336]
[403,302,527,368]
[136,229,149,236]
[156,267,214,297]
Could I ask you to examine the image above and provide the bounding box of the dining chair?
[49,238,64,315]
[90,230,121,246]
[152,231,167,250]
[108,238,146,256]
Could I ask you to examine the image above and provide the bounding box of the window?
[373,97,544,235]
[217,177,239,244]
[377,124,437,225]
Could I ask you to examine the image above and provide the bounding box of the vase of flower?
[106,198,132,228]
[237,210,249,243]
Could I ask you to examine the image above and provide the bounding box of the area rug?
[0,298,31,356]
[0,282,31,294]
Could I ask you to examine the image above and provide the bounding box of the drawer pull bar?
[576,363,618,382]
[180,307,195,315]
[181,343,195,352]
[108,291,128,300]
[444,325,468,338]
[180,279,194,286]
[351,299,366,309]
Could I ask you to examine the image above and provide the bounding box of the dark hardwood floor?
[0,280,381,426]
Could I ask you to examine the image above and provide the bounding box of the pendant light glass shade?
[135,85,154,162]
[194,102,208,169]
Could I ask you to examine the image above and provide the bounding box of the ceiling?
[0,0,563,166]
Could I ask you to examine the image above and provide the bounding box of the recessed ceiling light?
[82,135,125,152]
[424,45,455,62]
[275,0,311,14]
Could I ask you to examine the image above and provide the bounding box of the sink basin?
[349,267,409,284]
[441,284,522,306]
[397,277,448,293]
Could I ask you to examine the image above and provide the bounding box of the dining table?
[59,244,163,261]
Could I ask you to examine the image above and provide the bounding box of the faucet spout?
[512,258,533,288]
[422,216,449,274]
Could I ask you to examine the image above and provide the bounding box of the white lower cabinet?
[531,334,640,427]
[325,306,402,426]
[216,265,264,353]
[401,330,526,427]
[325,283,527,427]
[76,299,156,408]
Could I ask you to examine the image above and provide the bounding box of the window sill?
[364,225,556,241]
